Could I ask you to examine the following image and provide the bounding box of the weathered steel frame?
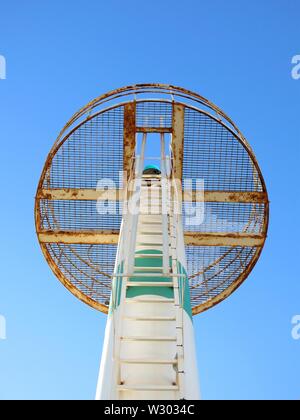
[35,84,269,316]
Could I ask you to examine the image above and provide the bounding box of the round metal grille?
[35,84,269,315]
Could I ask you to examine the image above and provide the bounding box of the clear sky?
[0,0,299,400]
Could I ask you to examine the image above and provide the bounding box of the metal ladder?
[115,163,185,398]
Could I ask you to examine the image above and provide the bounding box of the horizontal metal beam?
[38,230,119,245]
[37,189,125,201]
[184,191,268,204]
[38,230,265,247]
[136,127,172,133]
[37,188,268,204]
[184,232,265,247]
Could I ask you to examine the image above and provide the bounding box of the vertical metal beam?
[124,102,136,180]
[172,103,185,182]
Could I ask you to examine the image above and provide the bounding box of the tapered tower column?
[96,144,200,399]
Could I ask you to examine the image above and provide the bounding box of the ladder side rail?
[111,151,137,394]
[112,138,144,393]
[172,175,187,314]
[112,152,138,336]
[127,133,147,274]
[115,134,147,394]
[160,133,170,275]
[169,160,185,400]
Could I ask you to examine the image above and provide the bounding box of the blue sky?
[0,0,299,400]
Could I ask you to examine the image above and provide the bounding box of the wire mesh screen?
[40,200,122,231]
[45,106,124,188]
[183,108,263,192]
[181,105,267,313]
[186,246,257,308]
[37,106,124,311]
[45,243,116,304]
[136,101,173,128]
[183,202,265,233]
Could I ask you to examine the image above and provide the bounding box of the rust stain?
[123,102,136,180]
[172,103,185,183]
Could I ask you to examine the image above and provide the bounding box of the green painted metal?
[143,165,161,175]
[177,261,193,321]
[127,250,172,300]
[110,250,193,321]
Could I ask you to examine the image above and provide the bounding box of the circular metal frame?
[35,84,269,315]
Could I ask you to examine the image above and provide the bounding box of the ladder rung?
[140,204,162,208]
[112,273,182,278]
[137,240,163,246]
[141,222,162,226]
[142,179,161,182]
[140,204,162,207]
[141,185,162,188]
[142,181,161,184]
[141,186,161,189]
[140,207,163,211]
[135,246,163,252]
[134,267,164,272]
[124,316,176,321]
[135,254,163,258]
[140,194,162,198]
[127,281,174,287]
[140,205,163,209]
[137,242,164,246]
[140,210,162,213]
[118,385,179,391]
[140,198,162,201]
[140,203,162,207]
[126,298,175,304]
[120,359,178,365]
[139,214,162,217]
[121,336,177,342]
[139,216,162,222]
[140,231,163,235]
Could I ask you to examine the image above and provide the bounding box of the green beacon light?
[143,164,161,175]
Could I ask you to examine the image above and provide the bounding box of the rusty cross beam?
[38,230,265,247]
[37,189,267,204]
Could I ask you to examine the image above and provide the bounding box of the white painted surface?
[96,174,200,400]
